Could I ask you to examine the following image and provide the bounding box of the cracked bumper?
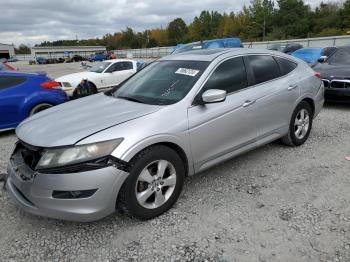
[6,161,128,222]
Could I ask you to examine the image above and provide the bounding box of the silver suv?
[6,49,324,221]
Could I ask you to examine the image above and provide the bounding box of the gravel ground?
[8,60,87,78]
[0,76,349,261]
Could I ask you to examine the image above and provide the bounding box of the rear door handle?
[288,84,298,91]
[242,100,256,107]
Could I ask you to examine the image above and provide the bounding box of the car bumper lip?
[325,88,350,102]
[6,161,128,222]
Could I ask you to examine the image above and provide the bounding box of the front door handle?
[242,100,256,107]
[288,84,298,91]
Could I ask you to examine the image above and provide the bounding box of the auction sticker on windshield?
[175,68,200,77]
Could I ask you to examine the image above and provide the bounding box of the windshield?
[294,48,322,55]
[89,62,111,73]
[327,48,350,65]
[293,48,322,63]
[268,44,286,51]
[113,60,209,105]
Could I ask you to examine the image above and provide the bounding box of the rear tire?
[29,103,53,116]
[281,101,313,146]
[117,145,185,220]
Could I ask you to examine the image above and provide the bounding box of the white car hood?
[55,71,100,87]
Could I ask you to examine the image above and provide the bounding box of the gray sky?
[0,0,327,46]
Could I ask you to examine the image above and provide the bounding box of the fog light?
[52,189,97,199]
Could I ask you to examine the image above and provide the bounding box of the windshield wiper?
[117,95,143,103]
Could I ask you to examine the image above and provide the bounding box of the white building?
[0,43,15,59]
[31,46,107,58]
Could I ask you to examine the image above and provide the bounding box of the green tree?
[340,0,350,31]
[15,44,31,54]
[189,11,223,40]
[167,18,187,45]
[312,2,341,36]
[273,0,312,39]
[248,0,275,40]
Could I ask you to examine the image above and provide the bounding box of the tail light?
[314,72,322,79]
[40,80,61,89]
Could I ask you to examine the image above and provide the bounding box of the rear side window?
[0,76,26,90]
[274,57,297,76]
[246,55,280,85]
[202,57,248,94]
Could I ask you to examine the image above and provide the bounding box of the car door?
[103,61,135,88]
[187,56,258,172]
[244,55,299,145]
[0,75,27,129]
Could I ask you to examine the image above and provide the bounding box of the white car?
[55,59,140,97]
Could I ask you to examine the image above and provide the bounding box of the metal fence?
[113,35,350,59]
[244,35,350,49]
[13,35,350,61]
[113,46,175,59]
[15,54,34,61]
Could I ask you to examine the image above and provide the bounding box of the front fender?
[112,134,195,176]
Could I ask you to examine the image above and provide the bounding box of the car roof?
[160,48,292,62]
[294,47,323,52]
[104,59,135,63]
[336,46,350,50]
[0,71,47,77]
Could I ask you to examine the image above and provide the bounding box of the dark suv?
[313,46,350,103]
[268,43,303,54]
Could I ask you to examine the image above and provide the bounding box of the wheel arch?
[301,97,315,116]
[27,101,55,116]
[128,142,190,177]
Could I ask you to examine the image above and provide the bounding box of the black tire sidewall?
[289,101,313,146]
[123,146,185,219]
[29,103,53,116]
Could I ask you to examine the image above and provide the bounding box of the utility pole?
[263,17,266,41]
[263,7,266,42]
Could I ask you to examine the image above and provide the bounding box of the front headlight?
[36,138,123,170]
[62,82,72,88]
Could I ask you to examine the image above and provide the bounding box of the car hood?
[313,63,350,79]
[55,71,99,85]
[16,93,162,147]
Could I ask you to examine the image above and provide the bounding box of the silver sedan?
[6,48,324,221]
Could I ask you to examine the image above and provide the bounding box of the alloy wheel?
[294,109,310,140]
[135,160,177,209]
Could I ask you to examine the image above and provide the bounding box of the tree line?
[20,0,350,52]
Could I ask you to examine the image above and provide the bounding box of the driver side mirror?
[318,56,327,63]
[202,89,227,104]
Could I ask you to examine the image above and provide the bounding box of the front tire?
[117,145,185,220]
[281,101,313,146]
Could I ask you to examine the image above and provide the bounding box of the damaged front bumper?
[6,141,129,222]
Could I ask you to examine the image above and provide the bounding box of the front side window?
[202,57,248,94]
[113,60,209,105]
[0,76,26,90]
[106,62,134,73]
[246,55,281,85]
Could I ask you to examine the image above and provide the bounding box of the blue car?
[172,37,243,54]
[88,53,107,62]
[0,71,68,131]
[292,47,337,65]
